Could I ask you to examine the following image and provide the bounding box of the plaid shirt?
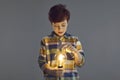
[38,31,85,80]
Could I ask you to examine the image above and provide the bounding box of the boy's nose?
[58,26,63,29]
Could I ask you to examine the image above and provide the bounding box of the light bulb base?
[58,65,63,68]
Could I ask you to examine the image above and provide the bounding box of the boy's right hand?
[44,65,63,77]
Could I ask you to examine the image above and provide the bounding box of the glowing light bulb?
[57,54,65,68]
[54,51,67,68]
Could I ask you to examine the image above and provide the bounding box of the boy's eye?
[53,23,66,28]
[62,24,66,27]
[54,25,65,28]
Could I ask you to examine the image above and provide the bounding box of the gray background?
[0,0,120,80]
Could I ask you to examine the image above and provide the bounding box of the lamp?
[54,51,67,68]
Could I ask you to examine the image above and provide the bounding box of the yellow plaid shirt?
[38,31,85,80]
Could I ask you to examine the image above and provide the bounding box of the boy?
[38,4,85,80]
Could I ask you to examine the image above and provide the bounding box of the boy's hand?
[61,43,78,54]
[61,43,83,65]
[44,66,63,77]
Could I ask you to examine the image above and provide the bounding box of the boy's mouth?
[58,32,63,34]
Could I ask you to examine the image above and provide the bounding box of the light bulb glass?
[54,51,67,68]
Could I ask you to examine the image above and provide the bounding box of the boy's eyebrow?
[54,23,66,26]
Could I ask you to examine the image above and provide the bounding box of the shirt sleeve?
[75,38,85,67]
[38,38,47,71]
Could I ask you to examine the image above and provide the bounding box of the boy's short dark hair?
[48,4,70,23]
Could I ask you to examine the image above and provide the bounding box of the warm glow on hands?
[65,48,72,53]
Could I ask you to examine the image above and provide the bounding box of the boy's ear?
[51,22,53,25]
[51,22,55,26]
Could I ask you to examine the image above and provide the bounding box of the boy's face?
[52,19,68,37]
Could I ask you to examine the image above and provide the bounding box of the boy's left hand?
[61,43,78,54]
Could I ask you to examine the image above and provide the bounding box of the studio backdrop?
[0,0,120,80]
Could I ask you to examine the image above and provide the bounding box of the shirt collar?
[50,31,71,39]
